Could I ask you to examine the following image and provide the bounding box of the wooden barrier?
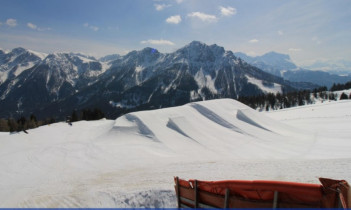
[174,177,350,208]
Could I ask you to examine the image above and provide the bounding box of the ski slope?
[0,99,350,207]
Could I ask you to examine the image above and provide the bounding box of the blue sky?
[0,0,350,66]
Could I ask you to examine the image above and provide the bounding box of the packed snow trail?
[0,99,350,207]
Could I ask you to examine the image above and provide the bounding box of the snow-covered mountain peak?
[69,53,96,61]
[123,47,163,66]
[99,54,121,63]
[0,47,45,84]
[10,47,27,55]
[209,44,225,56]
[27,49,48,60]
[43,52,105,77]
[175,41,227,63]
[260,51,293,63]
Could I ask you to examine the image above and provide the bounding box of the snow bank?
[0,99,350,207]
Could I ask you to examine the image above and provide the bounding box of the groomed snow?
[0,99,350,207]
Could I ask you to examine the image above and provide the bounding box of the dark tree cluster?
[339,92,349,100]
[69,108,105,122]
[0,114,56,132]
[330,81,351,92]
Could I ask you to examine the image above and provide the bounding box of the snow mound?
[108,98,317,160]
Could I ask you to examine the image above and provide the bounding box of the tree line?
[238,82,351,111]
[0,108,105,132]
[1,81,351,132]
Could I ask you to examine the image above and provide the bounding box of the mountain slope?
[40,41,300,119]
[0,42,312,119]
[0,51,110,118]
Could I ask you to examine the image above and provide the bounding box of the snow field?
[0,98,350,207]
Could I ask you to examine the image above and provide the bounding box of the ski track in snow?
[0,99,351,207]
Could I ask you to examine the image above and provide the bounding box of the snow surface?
[0,99,350,207]
[246,75,282,94]
[194,68,217,94]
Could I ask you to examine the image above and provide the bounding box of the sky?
[0,0,350,66]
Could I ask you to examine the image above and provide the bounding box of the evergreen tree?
[340,92,348,100]
[17,116,27,131]
[71,110,79,122]
[0,119,10,132]
[8,118,18,132]
[30,114,37,123]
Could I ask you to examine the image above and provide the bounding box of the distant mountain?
[234,51,297,77]
[0,42,316,119]
[302,59,351,73]
[235,52,351,88]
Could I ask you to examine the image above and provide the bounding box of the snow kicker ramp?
[110,98,316,160]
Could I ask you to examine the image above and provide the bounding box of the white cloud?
[175,0,184,3]
[166,15,181,24]
[288,48,302,52]
[84,23,99,32]
[90,26,99,31]
[154,4,171,11]
[6,19,17,27]
[248,39,259,43]
[27,22,37,30]
[188,12,217,22]
[141,39,175,46]
[219,6,237,16]
[278,30,283,35]
[27,22,51,31]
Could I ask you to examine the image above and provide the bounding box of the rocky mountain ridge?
[0,41,316,119]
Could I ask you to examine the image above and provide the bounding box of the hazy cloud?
[166,15,181,24]
[219,6,237,16]
[278,30,283,35]
[247,51,257,56]
[6,19,17,27]
[175,0,184,3]
[249,39,259,43]
[312,36,321,45]
[84,23,99,31]
[288,48,302,52]
[188,12,217,22]
[154,4,171,11]
[141,39,175,46]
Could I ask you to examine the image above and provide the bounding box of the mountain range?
[0,41,321,119]
[234,52,351,88]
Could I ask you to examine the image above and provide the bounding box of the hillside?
[0,98,350,207]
